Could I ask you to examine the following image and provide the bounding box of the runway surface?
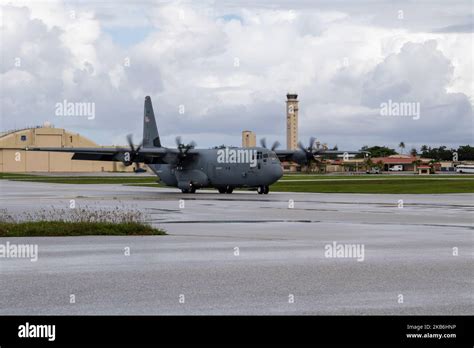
[0,181,473,315]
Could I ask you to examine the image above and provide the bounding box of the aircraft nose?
[272,164,283,182]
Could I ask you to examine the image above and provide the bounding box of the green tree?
[412,159,422,171]
[365,158,374,171]
[358,146,397,158]
[420,146,456,161]
[457,145,474,160]
[398,142,405,154]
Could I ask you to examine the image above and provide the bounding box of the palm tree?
[428,159,439,173]
[412,159,422,172]
[376,160,385,171]
[365,158,374,171]
[398,142,405,154]
[410,148,418,157]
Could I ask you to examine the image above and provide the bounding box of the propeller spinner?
[175,136,197,164]
[123,134,143,171]
[295,137,317,164]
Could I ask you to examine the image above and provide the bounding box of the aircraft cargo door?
[208,162,224,185]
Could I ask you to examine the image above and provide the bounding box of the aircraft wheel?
[226,186,234,194]
[263,186,269,194]
[218,188,226,194]
[181,188,189,193]
[189,186,196,194]
[257,186,264,194]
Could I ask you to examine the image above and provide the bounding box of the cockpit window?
[263,153,268,158]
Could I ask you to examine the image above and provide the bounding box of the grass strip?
[0,221,166,237]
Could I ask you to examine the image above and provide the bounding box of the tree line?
[358,145,474,161]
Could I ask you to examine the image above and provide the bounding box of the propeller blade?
[134,142,143,168]
[297,141,306,152]
[176,136,183,148]
[271,141,280,151]
[309,137,316,150]
[126,134,135,152]
[124,134,145,170]
[174,137,197,165]
[260,138,267,149]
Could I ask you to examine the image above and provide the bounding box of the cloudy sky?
[1,0,472,151]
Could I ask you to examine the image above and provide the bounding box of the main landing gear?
[181,184,196,193]
[216,186,269,194]
[218,186,234,194]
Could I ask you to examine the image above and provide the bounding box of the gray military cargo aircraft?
[28,96,365,194]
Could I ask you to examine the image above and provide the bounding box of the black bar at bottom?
[0,315,472,346]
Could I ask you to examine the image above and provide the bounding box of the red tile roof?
[371,156,429,164]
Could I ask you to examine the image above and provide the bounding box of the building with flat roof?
[242,130,256,148]
[370,155,430,172]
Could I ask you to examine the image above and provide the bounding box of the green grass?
[272,178,474,194]
[280,174,474,180]
[0,221,166,237]
[2,172,473,185]
[0,173,159,185]
[127,179,474,193]
[2,172,474,193]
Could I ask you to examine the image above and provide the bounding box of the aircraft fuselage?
[147,147,283,192]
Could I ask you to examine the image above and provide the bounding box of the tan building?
[417,165,432,175]
[286,93,298,150]
[370,155,430,172]
[241,130,256,148]
[0,124,133,173]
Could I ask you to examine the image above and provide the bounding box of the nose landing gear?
[181,183,196,193]
[218,186,234,194]
[257,186,269,194]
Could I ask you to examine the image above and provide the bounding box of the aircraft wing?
[314,150,370,157]
[274,149,369,164]
[26,146,189,164]
[274,150,300,163]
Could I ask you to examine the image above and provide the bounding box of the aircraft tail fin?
[143,96,161,148]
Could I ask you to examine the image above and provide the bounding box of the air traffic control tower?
[286,93,299,150]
